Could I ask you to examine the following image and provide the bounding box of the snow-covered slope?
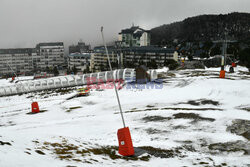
[0,66,249,167]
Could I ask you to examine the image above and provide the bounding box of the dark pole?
[101,27,126,128]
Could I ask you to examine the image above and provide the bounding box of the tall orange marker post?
[220,56,225,78]
[101,27,134,156]
[220,33,227,78]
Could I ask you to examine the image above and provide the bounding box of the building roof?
[0,48,36,54]
[36,42,64,48]
[120,26,150,34]
[68,53,91,58]
[93,46,116,53]
[134,31,144,38]
[122,46,176,54]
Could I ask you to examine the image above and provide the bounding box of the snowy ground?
[0,66,250,167]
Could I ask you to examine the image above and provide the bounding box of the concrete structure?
[35,42,64,70]
[0,42,65,76]
[121,46,178,68]
[90,46,118,72]
[90,46,178,71]
[68,53,91,72]
[118,26,150,47]
[0,48,36,75]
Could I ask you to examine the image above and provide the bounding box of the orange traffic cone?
[219,70,225,78]
[31,102,40,113]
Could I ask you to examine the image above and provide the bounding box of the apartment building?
[35,42,64,70]
[118,26,151,47]
[90,46,117,72]
[0,48,36,75]
[0,42,65,76]
[68,53,91,72]
[121,46,178,67]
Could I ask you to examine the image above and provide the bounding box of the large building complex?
[0,42,64,76]
[0,48,35,75]
[90,46,178,72]
[121,46,178,67]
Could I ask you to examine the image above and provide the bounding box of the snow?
[0,66,250,166]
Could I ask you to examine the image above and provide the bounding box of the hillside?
[151,12,250,45]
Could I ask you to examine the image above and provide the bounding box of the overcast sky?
[0,0,249,49]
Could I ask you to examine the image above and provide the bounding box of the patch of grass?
[241,107,250,112]
[88,146,120,160]
[0,141,11,146]
[161,107,222,111]
[172,125,188,129]
[146,105,155,108]
[24,151,31,155]
[35,150,45,155]
[208,141,249,155]
[145,128,169,134]
[39,140,150,162]
[187,100,200,106]
[39,138,158,163]
[142,116,171,122]
[138,146,175,158]
[201,99,219,106]
[120,106,222,114]
[66,106,82,113]
[173,113,215,122]
[184,99,220,106]
[227,119,250,140]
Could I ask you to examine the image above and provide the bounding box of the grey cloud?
[0,0,249,49]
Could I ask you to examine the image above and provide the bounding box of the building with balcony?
[118,26,150,47]
[68,53,91,72]
[121,46,178,68]
[0,48,36,75]
[0,42,65,76]
[35,42,65,70]
[90,46,118,72]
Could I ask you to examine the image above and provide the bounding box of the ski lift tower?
[213,31,236,78]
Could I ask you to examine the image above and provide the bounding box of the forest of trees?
[151,12,250,45]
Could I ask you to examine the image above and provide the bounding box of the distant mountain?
[151,12,250,45]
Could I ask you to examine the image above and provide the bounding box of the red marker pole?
[101,27,134,156]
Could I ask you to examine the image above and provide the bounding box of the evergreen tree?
[53,66,59,76]
[73,65,78,74]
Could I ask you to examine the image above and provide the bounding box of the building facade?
[90,46,118,72]
[0,42,65,76]
[118,26,151,47]
[0,48,35,75]
[35,42,65,70]
[121,46,178,68]
[68,53,91,72]
[90,46,178,72]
